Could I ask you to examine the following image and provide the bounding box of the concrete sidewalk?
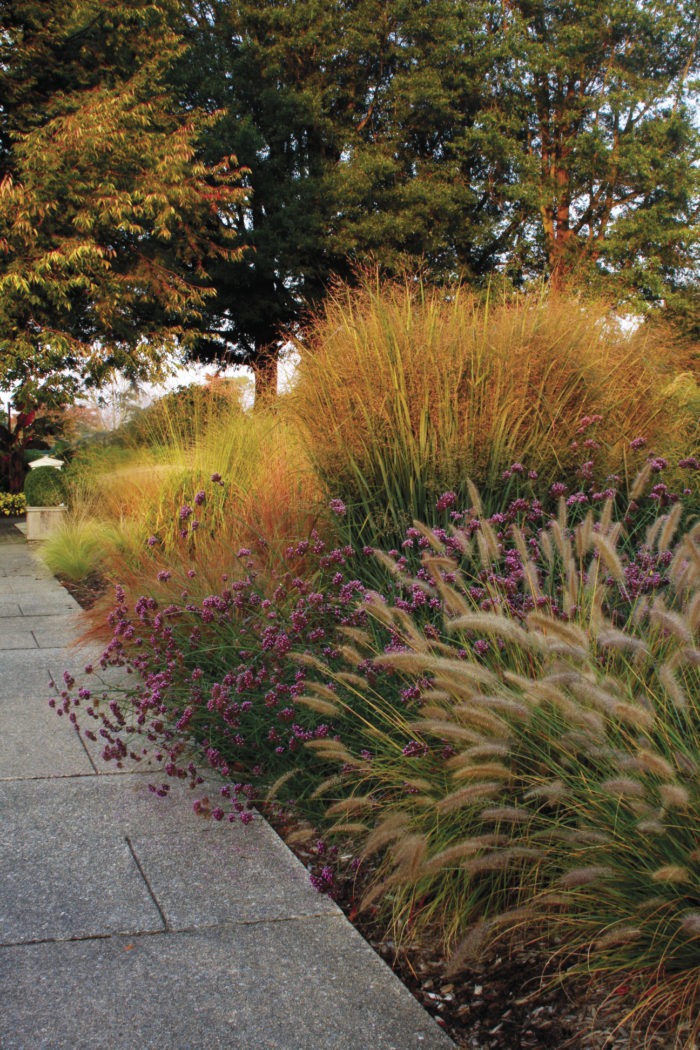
[0,521,454,1050]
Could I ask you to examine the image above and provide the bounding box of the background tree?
[479,0,700,315]
[0,0,247,406]
[176,0,495,401]
[176,0,699,402]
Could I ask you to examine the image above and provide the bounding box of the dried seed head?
[420,834,510,876]
[591,533,625,583]
[295,694,341,717]
[637,818,666,835]
[338,645,367,668]
[390,832,428,878]
[326,795,373,816]
[526,612,589,649]
[264,769,297,802]
[680,913,700,937]
[328,821,369,835]
[549,518,572,565]
[650,598,692,645]
[409,718,477,742]
[480,806,531,823]
[443,704,509,735]
[658,661,688,710]
[447,612,537,650]
[362,813,409,857]
[466,479,483,516]
[686,592,700,633]
[652,866,692,883]
[419,689,452,704]
[335,670,370,689]
[658,502,683,553]
[310,775,342,799]
[462,847,540,875]
[436,781,503,813]
[596,627,649,657]
[634,749,675,779]
[539,531,554,566]
[338,626,372,647]
[287,823,314,844]
[291,652,330,673]
[455,695,530,720]
[304,739,355,765]
[451,761,511,783]
[659,783,690,809]
[682,645,700,665]
[460,742,512,761]
[594,927,642,950]
[601,777,645,798]
[557,865,613,888]
[525,780,566,802]
[611,701,654,730]
[411,520,447,553]
[630,462,653,500]
[446,906,535,976]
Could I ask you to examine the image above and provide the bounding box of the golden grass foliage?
[286,276,695,537]
[43,391,327,595]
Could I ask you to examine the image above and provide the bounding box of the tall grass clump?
[59,388,326,579]
[39,513,113,580]
[296,501,699,1043]
[287,275,696,547]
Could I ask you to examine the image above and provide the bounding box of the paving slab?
[0,645,92,680]
[0,625,38,649]
[17,593,78,615]
[0,777,165,944]
[18,613,82,648]
[0,577,69,595]
[0,665,55,699]
[0,598,22,617]
[0,918,453,1050]
[0,775,338,939]
[0,693,95,780]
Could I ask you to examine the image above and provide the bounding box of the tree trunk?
[251,349,278,408]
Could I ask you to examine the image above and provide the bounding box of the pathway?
[0,520,454,1050]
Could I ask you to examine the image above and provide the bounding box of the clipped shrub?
[24,466,66,506]
[287,275,695,546]
[0,492,26,516]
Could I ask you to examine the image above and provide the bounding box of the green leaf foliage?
[0,0,248,405]
[176,0,699,393]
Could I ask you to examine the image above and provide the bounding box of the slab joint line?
[125,835,169,931]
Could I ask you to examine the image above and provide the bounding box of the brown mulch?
[57,571,109,609]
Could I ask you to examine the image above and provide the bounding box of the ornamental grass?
[286,276,697,546]
[296,500,700,1044]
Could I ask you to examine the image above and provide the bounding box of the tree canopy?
[0,0,247,405]
[175,0,699,399]
[1,0,697,404]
